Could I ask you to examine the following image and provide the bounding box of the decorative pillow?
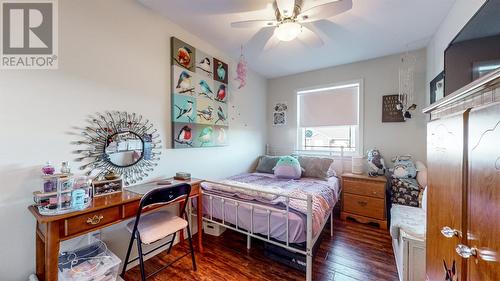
[294,155,335,179]
[415,161,427,188]
[273,156,302,179]
[390,177,421,207]
[256,155,281,174]
[392,156,417,179]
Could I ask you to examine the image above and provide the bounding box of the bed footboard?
[198,181,334,281]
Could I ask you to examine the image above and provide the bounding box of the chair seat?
[127,211,188,244]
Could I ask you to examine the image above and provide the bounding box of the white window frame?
[296,79,364,157]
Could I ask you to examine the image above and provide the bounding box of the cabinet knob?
[441,226,461,238]
[357,201,368,207]
[456,244,477,259]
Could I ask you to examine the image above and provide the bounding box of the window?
[297,81,363,156]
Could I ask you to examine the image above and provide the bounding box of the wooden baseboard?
[341,212,388,230]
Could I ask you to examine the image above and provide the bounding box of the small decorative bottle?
[42,162,56,192]
[41,162,55,175]
[60,161,71,174]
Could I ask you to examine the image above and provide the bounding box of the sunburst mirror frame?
[73,111,162,185]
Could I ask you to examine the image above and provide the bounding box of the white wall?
[425,0,487,105]
[0,0,267,279]
[267,49,427,165]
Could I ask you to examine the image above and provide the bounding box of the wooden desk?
[28,178,203,281]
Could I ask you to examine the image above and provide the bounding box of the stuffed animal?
[391,155,417,179]
[273,156,302,179]
[367,149,386,176]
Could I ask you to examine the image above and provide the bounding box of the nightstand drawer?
[343,194,385,219]
[343,179,385,198]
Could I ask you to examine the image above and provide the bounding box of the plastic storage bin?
[203,221,226,236]
[58,239,121,281]
[34,175,92,216]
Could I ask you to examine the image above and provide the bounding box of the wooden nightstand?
[341,173,388,229]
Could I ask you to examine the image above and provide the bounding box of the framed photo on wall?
[382,94,404,122]
[430,71,444,104]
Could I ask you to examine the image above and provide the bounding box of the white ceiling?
[139,0,456,78]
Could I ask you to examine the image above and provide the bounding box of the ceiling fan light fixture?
[275,21,302,41]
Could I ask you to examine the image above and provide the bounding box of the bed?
[201,173,340,244]
[198,146,345,281]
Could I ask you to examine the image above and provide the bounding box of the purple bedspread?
[200,173,340,243]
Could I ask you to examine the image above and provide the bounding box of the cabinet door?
[467,102,500,280]
[426,111,468,281]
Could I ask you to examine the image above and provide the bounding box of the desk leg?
[45,221,60,281]
[35,223,45,281]
[197,193,204,253]
[179,202,185,245]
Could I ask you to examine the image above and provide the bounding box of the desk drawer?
[64,207,120,237]
[343,194,385,219]
[343,179,385,198]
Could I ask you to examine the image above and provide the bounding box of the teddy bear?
[366,148,386,176]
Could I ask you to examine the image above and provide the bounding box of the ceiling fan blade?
[297,25,324,48]
[298,0,352,23]
[276,0,296,18]
[263,32,281,52]
[231,19,277,29]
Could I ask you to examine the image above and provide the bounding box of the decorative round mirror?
[104,131,144,167]
[73,111,161,185]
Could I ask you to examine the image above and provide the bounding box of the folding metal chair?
[120,183,196,280]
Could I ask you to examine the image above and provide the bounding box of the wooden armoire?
[424,69,500,281]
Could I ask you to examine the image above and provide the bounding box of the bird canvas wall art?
[214,82,227,103]
[171,37,195,72]
[173,66,195,95]
[196,50,213,79]
[215,105,228,126]
[196,99,215,124]
[197,79,215,100]
[215,127,227,145]
[172,94,196,123]
[174,124,193,147]
[213,58,228,84]
[171,36,229,148]
[198,126,214,147]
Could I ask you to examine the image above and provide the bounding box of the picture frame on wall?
[272,102,287,126]
[430,71,444,104]
[382,94,404,122]
[170,37,229,149]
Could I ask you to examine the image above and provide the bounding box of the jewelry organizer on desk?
[33,174,92,216]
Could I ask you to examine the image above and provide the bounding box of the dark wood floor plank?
[124,218,399,281]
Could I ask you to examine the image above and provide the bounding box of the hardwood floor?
[123,218,399,281]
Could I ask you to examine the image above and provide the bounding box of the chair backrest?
[139,183,191,209]
[132,183,192,229]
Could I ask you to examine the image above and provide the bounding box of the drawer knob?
[456,244,477,259]
[357,201,368,207]
[441,226,462,238]
[87,214,104,225]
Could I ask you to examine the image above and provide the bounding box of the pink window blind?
[299,85,359,127]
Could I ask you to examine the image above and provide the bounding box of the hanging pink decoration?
[235,46,248,89]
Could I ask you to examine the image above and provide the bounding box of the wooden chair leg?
[186,223,197,271]
[120,230,136,277]
[136,236,146,281]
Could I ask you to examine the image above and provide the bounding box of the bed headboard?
[265,144,346,176]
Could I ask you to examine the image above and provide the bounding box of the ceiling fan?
[230,0,353,50]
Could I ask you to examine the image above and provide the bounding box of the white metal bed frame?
[197,145,345,281]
